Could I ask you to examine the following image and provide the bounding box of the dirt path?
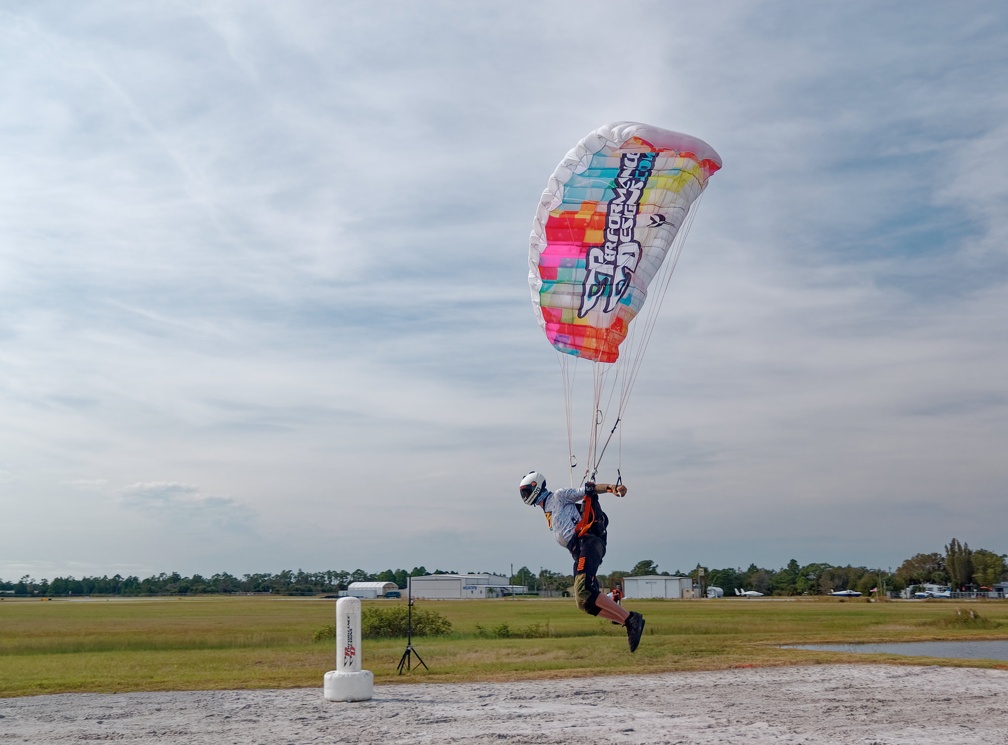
[2,665,1006,744]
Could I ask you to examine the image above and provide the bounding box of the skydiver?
[519,471,645,652]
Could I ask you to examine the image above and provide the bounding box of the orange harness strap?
[575,494,599,537]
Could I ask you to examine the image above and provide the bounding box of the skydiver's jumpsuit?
[539,485,609,616]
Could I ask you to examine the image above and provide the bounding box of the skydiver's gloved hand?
[593,483,627,497]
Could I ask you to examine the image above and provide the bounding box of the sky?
[2,1,1007,584]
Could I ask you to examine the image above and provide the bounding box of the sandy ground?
[2,664,1007,744]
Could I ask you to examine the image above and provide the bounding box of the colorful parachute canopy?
[529,122,722,363]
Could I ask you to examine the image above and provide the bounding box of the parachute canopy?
[529,122,722,364]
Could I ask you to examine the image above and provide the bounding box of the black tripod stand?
[397,582,428,674]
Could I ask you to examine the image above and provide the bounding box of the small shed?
[346,581,398,599]
[408,574,511,599]
[623,575,693,600]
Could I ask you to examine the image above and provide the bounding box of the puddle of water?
[787,640,1008,661]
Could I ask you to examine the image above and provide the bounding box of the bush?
[934,608,997,629]
[313,625,336,642]
[314,604,452,642]
[475,621,551,639]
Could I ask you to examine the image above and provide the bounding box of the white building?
[408,573,515,599]
[346,581,399,599]
[623,575,693,600]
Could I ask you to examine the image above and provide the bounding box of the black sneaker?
[625,611,645,653]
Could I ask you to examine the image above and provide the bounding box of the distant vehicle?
[707,586,724,598]
[735,588,764,597]
[912,584,952,599]
[914,589,951,599]
[384,590,402,599]
[830,589,862,597]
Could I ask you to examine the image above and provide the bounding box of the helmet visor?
[520,480,542,504]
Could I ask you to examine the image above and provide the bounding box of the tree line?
[0,566,452,598]
[3,538,1004,598]
[513,538,1008,598]
[700,538,1006,596]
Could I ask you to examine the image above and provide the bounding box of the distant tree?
[747,568,771,595]
[332,570,351,591]
[818,566,848,594]
[539,569,567,596]
[945,538,974,590]
[210,572,240,593]
[241,573,269,593]
[558,571,574,595]
[855,572,877,595]
[971,549,1006,588]
[895,552,946,586]
[687,565,708,595]
[707,567,742,596]
[349,568,370,583]
[886,572,905,595]
[512,566,536,590]
[607,570,628,591]
[770,559,801,596]
[629,560,658,576]
[794,563,829,595]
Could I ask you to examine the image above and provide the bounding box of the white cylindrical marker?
[324,597,373,702]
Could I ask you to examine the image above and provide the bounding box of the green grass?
[2,595,1008,697]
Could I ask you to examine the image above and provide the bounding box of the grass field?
[2,595,1007,697]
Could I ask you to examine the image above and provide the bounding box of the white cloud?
[119,481,254,531]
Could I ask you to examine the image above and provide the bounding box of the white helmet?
[519,471,546,505]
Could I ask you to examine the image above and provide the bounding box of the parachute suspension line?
[587,189,707,479]
[586,362,606,482]
[617,190,706,420]
[617,413,623,475]
[588,306,638,480]
[588,351,634,480]
[556,351,578,487]
[592,412,622,479]
[590,337,634,482]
